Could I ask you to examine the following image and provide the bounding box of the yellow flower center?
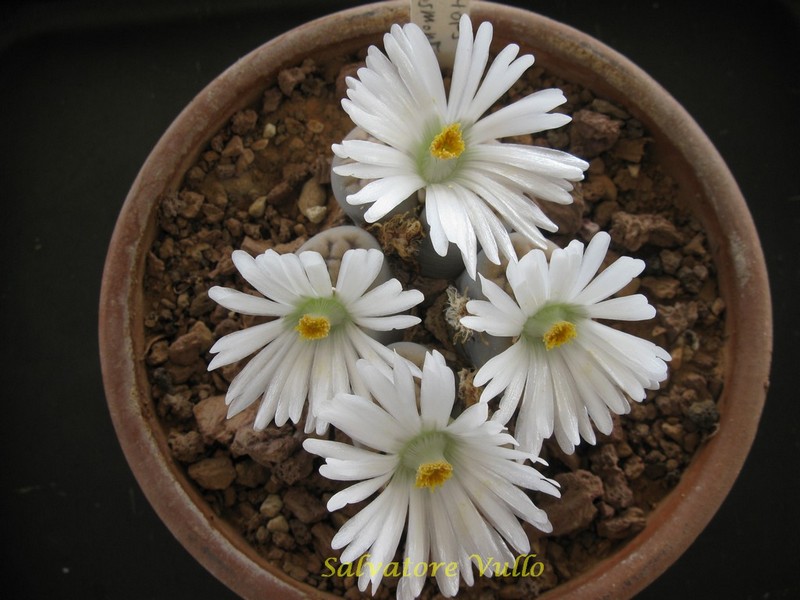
[415,460,453,490]
[429,123,465,160]
[295,314,331,340]
[542,320,577,350]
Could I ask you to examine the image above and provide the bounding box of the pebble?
[590,445,633,510]
[541,188,585,237]
[297,178,327,223]
[272,531,296,551]
[188,291,216,317]
[158,390,192,421]
[661,421,684,443]
[260,494,284,518]
[538,470,604,536]
[201,203,225,224]
[267,515,290,533]
[590,98,630,119]
[265,181,292,205]
[310,522,337,558]
[611,212,683,251]
[685,399,720,430]
[236,148,255,173]
[278,67,307,96]
[273,451,314,485]
[187,456,236,490]
[248,195,268,218]
[222,135,244,158]
[581,174,617,202]
[597,507,647,540]
[177,191,205,219]
[569,109,622,157]
[231,109,258,135]
[283,487,328,524]
[168,430,204,463]
[306,119,325,134]
[612,137,648,163]
[235,460,267,488]
[641,276,681,299]
[193,395,254,446]
[146,339,169,366]
[623,455,645,480]
[262,88,281,113]
[659,249,682,274]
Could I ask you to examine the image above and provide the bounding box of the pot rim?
[98,2,772,599]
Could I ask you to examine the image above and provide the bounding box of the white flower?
[332,14,588,278]
[303,351,558,600]
[207,248,423,434]
[461,232,671,455]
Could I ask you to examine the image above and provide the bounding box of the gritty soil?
[142,46,725,599]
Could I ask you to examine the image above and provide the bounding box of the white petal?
[346,176,425,212]
[397,486,429,600]
[427,490,464,596]
[447,15,486,121]
[207,286,290,316]
[224,330,294,417]
[587,294,656,321]
[345,324,405,374]
[446,402,489,435]
[570,230,610,297]
[320,454,398,482]
[458,170,556,243]
[298,251,333,297]
[385,24,446,116]
[549,350,583,451]
[492,366,528,425]
[419,350,455,429]
[464,43,534,123]
[263,251,316,299]
[207,318,285,369]
[548,240,583,301]
[469,143,587,181]
[564,345,615,434]
[506,249,549,315]
[250,251,307,305]
[230,249,283,300]
[256,337,313,429]
[469,88,570,141]
[327,472,394,512]
[358,481,409,593]
[460,191,502,266]
[349,279,424,318]
[303,438,381,461]
[335,248,383,304]
[514,344,554,454]
[356,354,420,434]
[422,201,449,257]
[428,183,478,277]
[340,99,414,149]
[335,483,395,557]
[479,274,526,321]
[317,392,406,453]
[573,256,646,305]
[334,138,417,168]
[457,467,531,552]
[356,314,421,331]
[461,299,522,337]
[444,480,512,565]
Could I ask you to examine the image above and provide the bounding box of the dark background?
[1,1,798,598]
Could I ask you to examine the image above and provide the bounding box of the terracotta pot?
[98,1,771,598]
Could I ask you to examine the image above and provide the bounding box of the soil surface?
[142,46,724,599]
